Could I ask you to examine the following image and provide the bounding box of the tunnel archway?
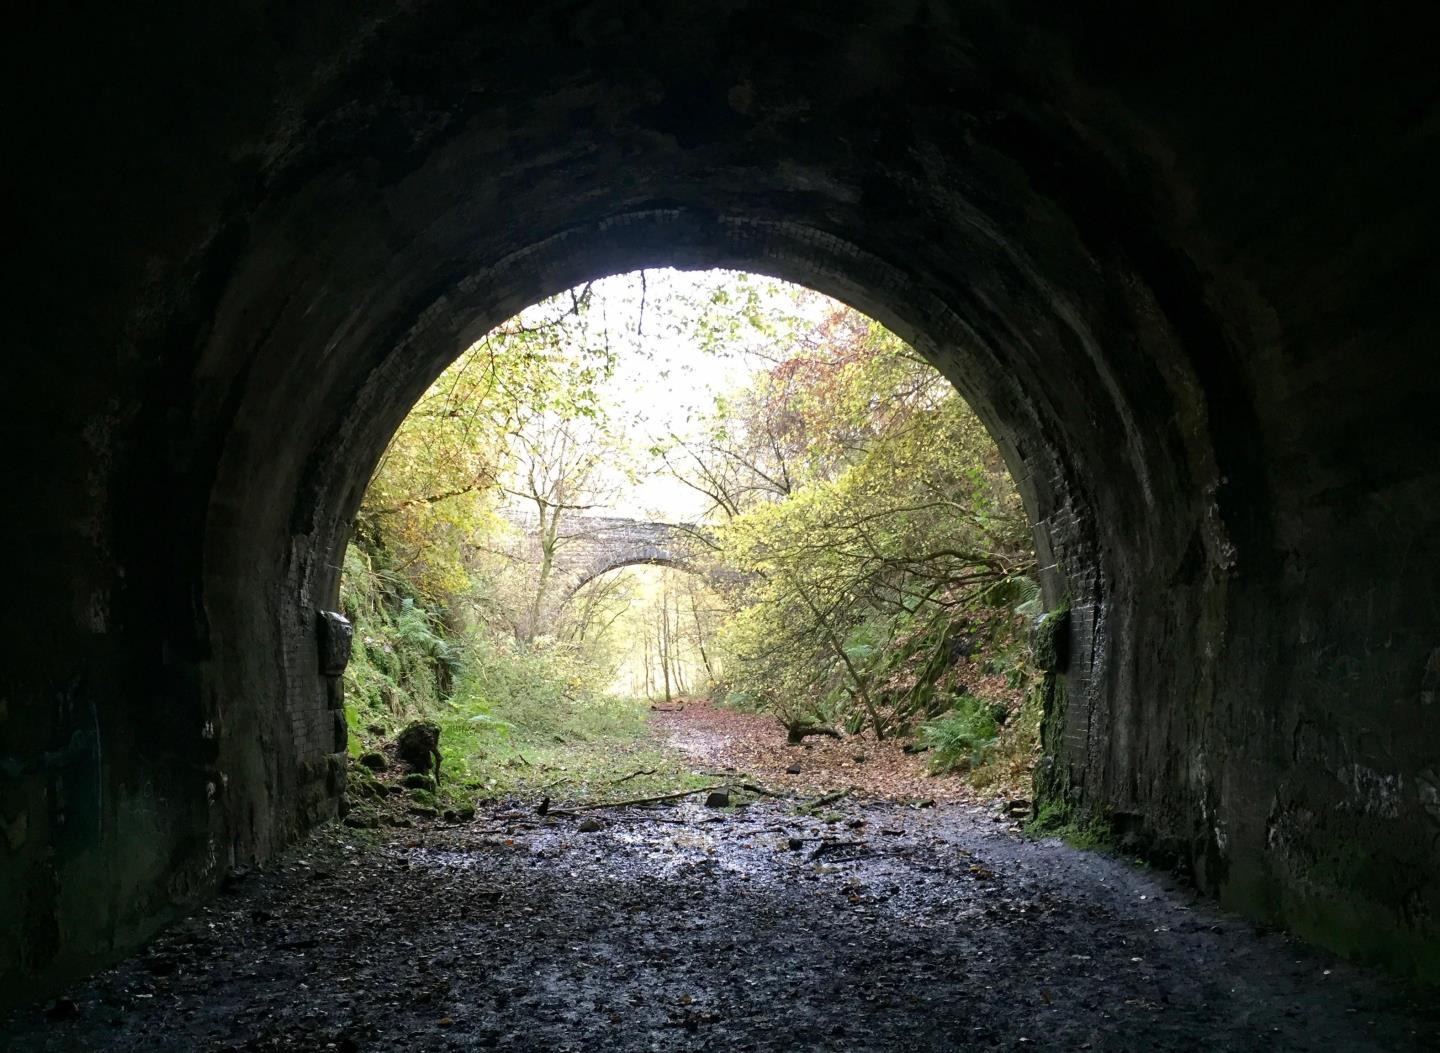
[6,2,1439,1003]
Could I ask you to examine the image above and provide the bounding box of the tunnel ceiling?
[4,1,1440,1003]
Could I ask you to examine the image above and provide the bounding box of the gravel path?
[5,709,1436,1051]
[3,794,1435,1052]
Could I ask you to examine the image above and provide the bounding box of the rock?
[316,609,354,676]
[785,765,802,775]
[705,790,731,808]
[1031,604,1071,673]
[1004,798,1032,820]
[343,814,379,829]
[402,773,436,792]
[852,754,867,764]
[395,720,442,780]
[578,817,604,832]
[409,804,438,818]
[786,837,804,851]
[358,750,388,772]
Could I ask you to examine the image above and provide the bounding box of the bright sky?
[530,268,835,521]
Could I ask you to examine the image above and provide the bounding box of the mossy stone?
[357,750,388,772]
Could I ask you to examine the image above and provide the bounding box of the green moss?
[357,750,388,772]
[1026,798,1115,852]
[1031,600,1070,672]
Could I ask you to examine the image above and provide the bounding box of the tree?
[356,285,610,606]
[681,301,1034,738]
[500,411,631,640]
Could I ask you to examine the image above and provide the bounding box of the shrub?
[917,697,999,775]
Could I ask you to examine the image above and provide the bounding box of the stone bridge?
[499,509,730,595]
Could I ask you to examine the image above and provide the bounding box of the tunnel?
[4,2,1439,1009]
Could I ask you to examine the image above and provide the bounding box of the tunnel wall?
[4,1,1439,1007]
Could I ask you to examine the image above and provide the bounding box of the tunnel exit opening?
[333,267,1050,830]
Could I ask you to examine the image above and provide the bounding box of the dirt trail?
[652,697,978,803]
[3,710,1436,1052]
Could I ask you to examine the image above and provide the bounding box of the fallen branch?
[612,768,658,784]
[785,723,842,744]
[741,782,787,799]
[550,785,722,815]
[804,787,854,809]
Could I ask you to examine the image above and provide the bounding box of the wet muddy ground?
[4,795,1436,1052]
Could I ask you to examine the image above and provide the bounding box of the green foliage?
[434,627,648,786]
[340,545,455,742]
[917,698,999,774]
[356,286,617,607]
[967,662,1045,792]
[702,306,1035,743]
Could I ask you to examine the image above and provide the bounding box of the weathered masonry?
[3,2,1438,1006]
[499,509,723,597]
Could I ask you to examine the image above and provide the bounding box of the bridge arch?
[570,556,711,599]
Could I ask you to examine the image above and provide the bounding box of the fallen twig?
[612,768,658,784]
[741,782,787,799]
[552,785,722,815]
[804,787,854,809]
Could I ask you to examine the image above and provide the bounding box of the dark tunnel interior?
[3,1,1439,1016]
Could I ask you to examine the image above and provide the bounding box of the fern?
[917,697,999,774]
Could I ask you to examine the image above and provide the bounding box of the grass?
[444,737,712,806]
[432,675,711,804]
[338,548,711,809]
